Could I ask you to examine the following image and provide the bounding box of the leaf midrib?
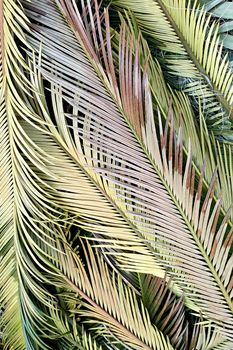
[65,276,157,350]
[94,24,233,320]
[88,29,233,325]
[111,26,233,229]
[156,0,233,121]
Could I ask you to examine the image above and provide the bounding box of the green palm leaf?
[40,297,106,350]
[0,2,75,349]
[199,0,233,60]
[107,0,233,141]
[0,1,30,348]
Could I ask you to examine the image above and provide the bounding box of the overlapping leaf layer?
[0,0,232,349]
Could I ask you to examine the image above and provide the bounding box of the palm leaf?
[140,275,193,349]
[20,0,233,340]
[52,238,175,350]
[42,298,105,350]
[139,274,231,350]
[0,1,31,348]
[107,0,233,141]
[110,14,233,220]
[0,2,77,349]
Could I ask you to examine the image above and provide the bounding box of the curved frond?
[55,239,175,350]
[108,0,233,140]
[139,275,229,350]
[0,1,31,348]
[140,275,191,349]
[110,15,233,220]
[1,0,232,348]
[0,2,72,349]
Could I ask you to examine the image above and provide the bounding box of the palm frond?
[20,0,233,340]
[9,108,231,349]
[139,274,229,350]
[110,14,233,220]
[22,0,166,278]
[44,298,105,350]
[140,275,191,349]
[53,238,175,350]
[0,2,77,349]
[107,0,233,140]
[199,0,233,63]
[0,1,31,348]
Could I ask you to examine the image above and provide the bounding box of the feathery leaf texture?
[108,0,233,140]
[109,15,233,221]
[21,0,233,340]
[0,1,30,348]
[59,240,175,350]
[0,0,232,348]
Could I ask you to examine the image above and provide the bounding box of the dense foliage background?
[0,0,233,349]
